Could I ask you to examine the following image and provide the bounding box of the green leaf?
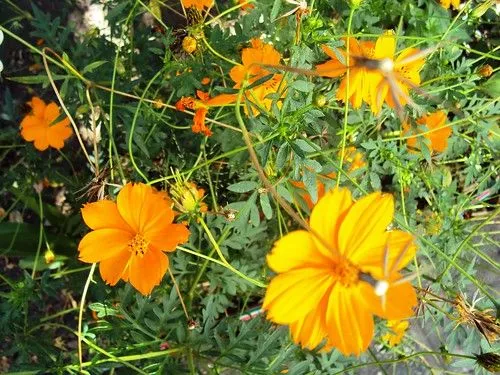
[482,73,500,98]
[7,74,71,84]
[82,60,108,74]
[293,139,317,153]
[270,0,282,21]
[369,171,381,190]
[227,181,258,193]
[290,80,315,92]
[259,192,273,219]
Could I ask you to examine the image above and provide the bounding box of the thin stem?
[78,263,97,371]
[197,216,266,288]
[336,7,355,187]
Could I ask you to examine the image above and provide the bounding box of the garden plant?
[0,0,499,373]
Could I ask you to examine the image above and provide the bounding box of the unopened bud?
[477,64,493,78]
[44,248,55,264]
[471,0,495,19]
[182,36,197,54]
[349,0,363,8]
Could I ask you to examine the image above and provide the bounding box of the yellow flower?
[440,0,460,10]
[20,97,73,151]
[316,32,426,114]
[316,38,376,109]
[403,111,452,154]
[44,248,56,264]
[78,183,190,295]
[382,320,409,347]
[367,31,426,114]
[263,188,418,356]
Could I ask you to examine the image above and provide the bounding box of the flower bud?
[182,36,197,54]
[477,64,493,78]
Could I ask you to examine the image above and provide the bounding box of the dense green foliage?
[0,0,498,373]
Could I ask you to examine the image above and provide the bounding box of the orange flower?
[263,188,417,355]
[181,0,213,10]
[238,0,255,10]
[229,38,285,115]
[291,172,335,210]
[403,111,452,153]
[78,183,190,295]
[382,320,409,347]
[20,97,73,151]
[316,39,376,109]
[341,146,366,172]
[176,90,229,136]
[316,32,425,114]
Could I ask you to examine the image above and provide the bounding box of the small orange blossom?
[78,183,190,295]
[181,0,213,11]
[176,90,235,136]
[404,111,452,154]
[20,97,73,151]
[382,319,409,347]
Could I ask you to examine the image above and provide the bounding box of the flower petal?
[316,59,346,78]
[138,188,175,235]
[147,223,190,252]
[263,268,333,324]
[352,230,416,279]
[48,122,73,149]
[290,294,329,350]
[99,251,131,286]
[78,228,132,263]
[325,284,374,356]
[44,102,61,124]
[28,97,46,118]
[359,279,417,320]
[310,188,353,259]
[116,183,150,233]
[338,192,394,260]
[81,200,133,232]
[128,248,169,295]
[266,230,332,273]
[374,31,396,60]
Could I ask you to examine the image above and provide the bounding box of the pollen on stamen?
[128,234,149,257]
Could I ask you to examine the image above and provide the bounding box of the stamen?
[128,234,149,257]
[332,258,359,286]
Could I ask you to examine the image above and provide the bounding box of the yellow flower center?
[332,258,359,286]
[128,234,149,257]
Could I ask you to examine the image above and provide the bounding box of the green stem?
[197,216,266,288]
[336,6,355,188]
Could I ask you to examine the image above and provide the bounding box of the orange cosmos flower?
[78,183,190,295]
[382,319,409,347]
[316,39,376,109]
[175,90,233,136]
[403,111,452,154]
[20,97,73,151]
[181,0,213,10]
[229,38,285,115]
[263,188,417,356]
[316,32,426,114]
